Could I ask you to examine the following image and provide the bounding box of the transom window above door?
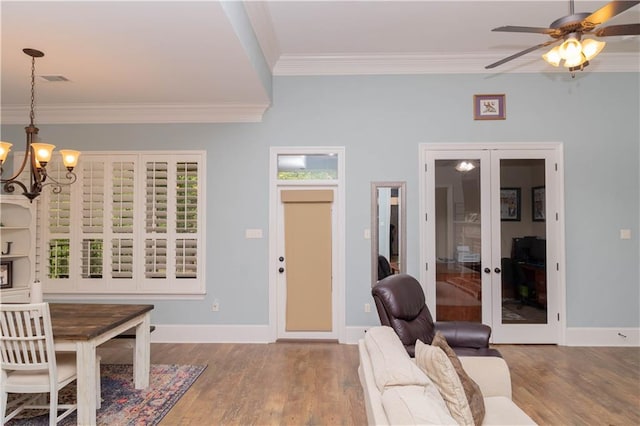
[277,154,338,180]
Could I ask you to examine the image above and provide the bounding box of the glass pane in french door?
[499,159,547,325]
[434,159,482,322]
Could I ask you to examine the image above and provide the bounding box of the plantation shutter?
[37,151,205,295]
[112,238,133,278]
[112,161,135,233]
[145,239,167,278]
[81,160,105,279]
[176,239,197,278]
[146,162,168,233]
[176,162,198,233]
[46,160,71,279]
[175,162,199,279]
[112,161,135,279]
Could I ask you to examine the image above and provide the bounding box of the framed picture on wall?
[500,188,521,221]
[532,186,545,221]
[1,261,12,289]
[474,94,506,120]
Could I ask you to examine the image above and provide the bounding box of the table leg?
[134,312,151,389]
[76,342,98,425]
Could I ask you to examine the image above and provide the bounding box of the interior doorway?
[420,143,565,344]
[268,147,345,342]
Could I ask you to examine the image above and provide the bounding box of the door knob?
[278,267,285,273]
[279,256,284,262]
[484,267,491,274]
[494,267,501,274]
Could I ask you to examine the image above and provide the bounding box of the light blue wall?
[2,72,638,329]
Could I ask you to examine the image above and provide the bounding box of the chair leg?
[1,390,7,425]
[96,355,102,409]
[49,388,58,426]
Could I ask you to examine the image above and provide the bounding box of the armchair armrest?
[459,356,512,399]
[434,321,491,349]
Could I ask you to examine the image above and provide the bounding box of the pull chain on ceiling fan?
[486,0,640,75]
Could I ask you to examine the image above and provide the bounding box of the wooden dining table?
[49,303,154,425]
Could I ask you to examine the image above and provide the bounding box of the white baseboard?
[344,326,369,344]
[150,324,371,344]
[150,324,639,347]
[151,324,272,343]
[565,327,640,346]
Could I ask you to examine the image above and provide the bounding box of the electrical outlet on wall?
[212,299,220,312]
[364,303,371,313]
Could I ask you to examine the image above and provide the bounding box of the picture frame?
[500,188,521,221]
[474,94,506,120]
[1,260,12,289]
[532,186,546,222]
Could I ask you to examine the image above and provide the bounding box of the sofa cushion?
[364,326,430,392]
[381,385,457,425]
[482,396,538,425]
[415,339,474,425]
[432,332,486,425]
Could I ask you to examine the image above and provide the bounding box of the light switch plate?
[620,229,631,240]
[245,229,263,239]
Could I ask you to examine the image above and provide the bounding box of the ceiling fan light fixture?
[542,46,562,67]
[559,35,582,61]
[581,38,606,60]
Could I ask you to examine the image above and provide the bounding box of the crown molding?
[273,52,640,76]
[1,103,270,125]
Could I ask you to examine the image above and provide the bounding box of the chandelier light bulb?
[31,143,55,166]
[0,141,13,163]
[60,149,80,169]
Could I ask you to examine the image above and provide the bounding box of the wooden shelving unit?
[1,195,36,302]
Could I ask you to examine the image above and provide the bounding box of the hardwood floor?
[101,342,639,425]
[497,344,640,425]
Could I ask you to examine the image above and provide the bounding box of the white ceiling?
[1,1,638,124]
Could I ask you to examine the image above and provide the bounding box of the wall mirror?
[371,181,406,287]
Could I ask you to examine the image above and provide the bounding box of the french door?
[421,143,564,344]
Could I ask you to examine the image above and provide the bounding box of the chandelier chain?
[30,55,36,125]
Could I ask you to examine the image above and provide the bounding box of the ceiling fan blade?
[485,40,557,69]
[595,22,640,36]
[491,25,555,35]
[584,0,640,26]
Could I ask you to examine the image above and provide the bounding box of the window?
[38,151,206,296]
[277,154,338,180]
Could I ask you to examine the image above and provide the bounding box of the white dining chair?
[0,302,101,425]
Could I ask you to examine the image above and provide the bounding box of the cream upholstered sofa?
[358,326,536,425]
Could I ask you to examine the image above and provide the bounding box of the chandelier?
[0,48,80,202]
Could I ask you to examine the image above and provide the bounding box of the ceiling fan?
[485,0,640,74]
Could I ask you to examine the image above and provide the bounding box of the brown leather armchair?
[372,273,501,357]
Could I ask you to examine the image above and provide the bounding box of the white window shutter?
[112,161,135,233]
[145,161,168,233]
[176,162,198,233]
[112,238,133,278]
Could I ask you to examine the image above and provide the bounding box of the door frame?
[268,146,346,342]
[419,142,566,345]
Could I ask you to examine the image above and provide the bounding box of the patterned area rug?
[6,364,206,426]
